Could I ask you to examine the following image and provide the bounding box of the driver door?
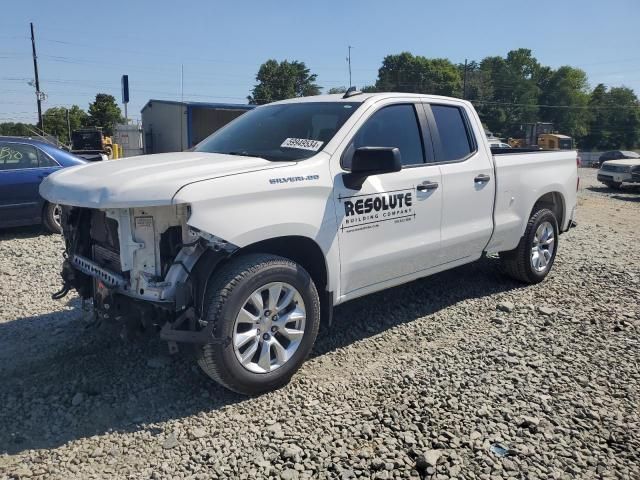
[333,103,443,296]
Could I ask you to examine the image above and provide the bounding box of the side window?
[348,104,425,167]
[431,105,474,162]
[37,148,59,167]
[0,143,39,170]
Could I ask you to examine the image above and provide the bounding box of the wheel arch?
[191,235,334,325]
[40,198,51,219]
[239,235,329,295]
[530,191,565,230]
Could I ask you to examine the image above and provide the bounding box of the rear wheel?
[500,207,558,284]
[43,202,62,234]
[197,253,320,395]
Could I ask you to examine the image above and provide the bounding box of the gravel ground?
[0,168,639,479]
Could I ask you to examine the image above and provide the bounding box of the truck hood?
[40,152,287,208]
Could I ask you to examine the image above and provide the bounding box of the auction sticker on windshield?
[281,138,324,151]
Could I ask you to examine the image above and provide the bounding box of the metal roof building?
[140,100,254,154]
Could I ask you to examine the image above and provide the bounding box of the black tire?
[42,202,62,234]
[603,181,622,190]
[197,253,320,395]
[499,207,559,284]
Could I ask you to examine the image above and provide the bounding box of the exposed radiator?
[92,244,122,274]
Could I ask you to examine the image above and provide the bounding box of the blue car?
[0,137,86,233]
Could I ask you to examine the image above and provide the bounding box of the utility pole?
[66,108,72,146]
[462,58,468,100]
[30,22,43,131]
[180,64,184,151]
[181,64,184,104]
[347,46,352,88]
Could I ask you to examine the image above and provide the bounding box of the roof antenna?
[342,86,361,99]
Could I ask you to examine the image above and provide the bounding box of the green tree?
[477,49,544,137]
[0,122,36,136]
[604,87,640,149]
[374,52,461,96]
[328,85,378,94]
[248,60,321,105]
[458,60,493,101]
[581,84,609,150]
[87,93,123,136]
[582,85,640,150]
[43,105,89,143]
[538,66,590,140]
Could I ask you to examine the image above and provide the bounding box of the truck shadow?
[586,184,640,199]
[0,256,521,455]
[0,225,51,240]
[313,256,519,357]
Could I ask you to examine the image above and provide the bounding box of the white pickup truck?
[41,92,578,395]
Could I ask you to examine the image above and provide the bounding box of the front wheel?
[43,202,62,234]
[499,207,559,284]
[197,253,320,395]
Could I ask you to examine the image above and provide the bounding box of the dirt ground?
[0,167,638,479]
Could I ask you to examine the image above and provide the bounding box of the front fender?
[174,156,340,295]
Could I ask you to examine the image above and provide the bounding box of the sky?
[1,0,639,124]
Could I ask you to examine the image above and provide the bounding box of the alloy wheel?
[530,221,555,272]
[52,204,62,228]
[232,282,306,374]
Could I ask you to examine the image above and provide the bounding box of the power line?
[472,100,640,110]
[27,34,640,72]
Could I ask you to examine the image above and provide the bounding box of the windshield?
[194,102,361,161]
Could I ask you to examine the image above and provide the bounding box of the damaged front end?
[55,205,236,349]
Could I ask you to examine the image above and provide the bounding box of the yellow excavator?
[507,138,526,148]
[537,133,573,150]
[508,123,573,150]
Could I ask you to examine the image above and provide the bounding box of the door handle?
[417,180,439,192]
[474,174,491,184]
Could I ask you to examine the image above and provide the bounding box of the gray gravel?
[1,168,639,479]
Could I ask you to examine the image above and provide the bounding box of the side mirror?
[344,147,402,190]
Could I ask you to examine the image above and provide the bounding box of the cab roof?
[270,92,472,106]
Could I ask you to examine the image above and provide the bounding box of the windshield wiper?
[224,151,295,162]
[225,151,264,158]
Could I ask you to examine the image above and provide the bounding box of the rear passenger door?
[423,103,494,264]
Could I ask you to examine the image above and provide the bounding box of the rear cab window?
[427,104,477,162]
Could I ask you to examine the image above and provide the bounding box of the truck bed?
[485,149,578,254]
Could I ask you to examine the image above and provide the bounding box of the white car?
[597,159,640,189]
[490,141,512,149]
[41,92,578,395]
